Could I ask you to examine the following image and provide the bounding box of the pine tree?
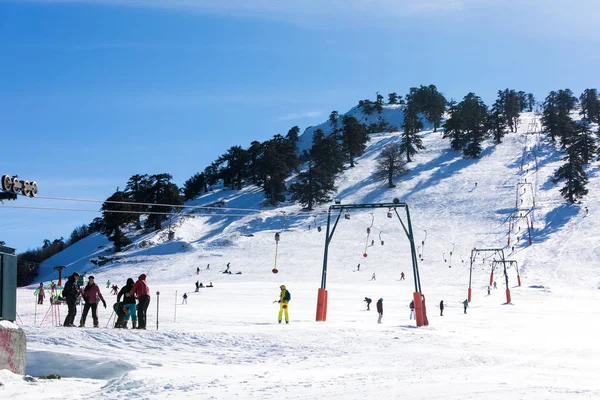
[125,174,152,229]
[526,93,536,112]
[488,100,508,144]
[286,126,300,150]
[145,174,183,231]
[551,144,589,203]
[289,162,335,210]
[341,115,369,167]
[542,91,560,142]
[182,172,207,201]
[406,85,446,131]
[569,120,597,165]
[101,191,135,252]
[329,111,340,133]
[376,92,384,113]
[388,93,398,104]
[217,146,250,190]
[461,93,489,158]
[579,88,600,123]
[255,135,297,206]
[443,100,466,151]
[247,141,264,185]
[374,142,408,188]
[311,129,345,176]
[400,100,425,162]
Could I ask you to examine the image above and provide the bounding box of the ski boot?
[122,321,128,329]
[132,320,137,329]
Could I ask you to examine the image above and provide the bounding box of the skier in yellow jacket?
[278,285,290,324]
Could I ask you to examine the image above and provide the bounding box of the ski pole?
[156,291,160,331]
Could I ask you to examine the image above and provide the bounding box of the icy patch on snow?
[27,350,135,379]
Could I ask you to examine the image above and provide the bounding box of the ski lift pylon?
[272,211,286,274]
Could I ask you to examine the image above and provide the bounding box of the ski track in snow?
[3,112,600,399]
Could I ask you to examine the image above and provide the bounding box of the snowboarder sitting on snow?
[364,297,372,310]
[277,285,291,324]
[116,278,137,329]
[207,282,213,287]
[79,276,107,328]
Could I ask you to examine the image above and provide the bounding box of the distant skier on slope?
[377,298,383,324]
[439,300,444,316]
[371,273,376,281]
[364,297,372,310]
[400,272,405,280]
[463,299,469,314]
[409,300,415,320]
[196,267,200,275]
[106,279,111,289]
[277,285,290,324]
[182,293,188,305]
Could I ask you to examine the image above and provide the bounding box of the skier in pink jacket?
[79,276,106,328]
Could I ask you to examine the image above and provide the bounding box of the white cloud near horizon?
[16,0,600,39]
[277,111,324,121]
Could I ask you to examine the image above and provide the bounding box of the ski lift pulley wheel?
[272,268,279,274]
[363,253,368,258]
[366,227,371,234]
[275,232,280,242]
[1,175,12,192]
[317,226,322,232]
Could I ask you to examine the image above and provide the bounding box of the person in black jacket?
[116,278,137,329]
[377,298,383,324]
[62,272,80,327]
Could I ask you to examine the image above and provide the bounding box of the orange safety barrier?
[421,294,429,326]
[413,292,424,327]
[315,288,328,321]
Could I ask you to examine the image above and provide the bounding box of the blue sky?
[1,0,599,251]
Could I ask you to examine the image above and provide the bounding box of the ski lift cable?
[0,204,258,218]
[17,194,268,214]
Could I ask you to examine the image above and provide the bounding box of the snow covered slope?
[8,111,600,399]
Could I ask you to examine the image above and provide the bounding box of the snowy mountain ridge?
[37,110,600,293]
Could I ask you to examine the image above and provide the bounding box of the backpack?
[283,290,291,302]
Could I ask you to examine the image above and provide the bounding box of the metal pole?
[321,208,333,289]
[156,291,160,330]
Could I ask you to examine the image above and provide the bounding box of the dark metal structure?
[315,201,428,326]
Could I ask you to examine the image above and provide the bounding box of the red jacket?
[83,283,105,304]
[129,274,150,298]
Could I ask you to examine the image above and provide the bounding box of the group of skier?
[61,272,151,329]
